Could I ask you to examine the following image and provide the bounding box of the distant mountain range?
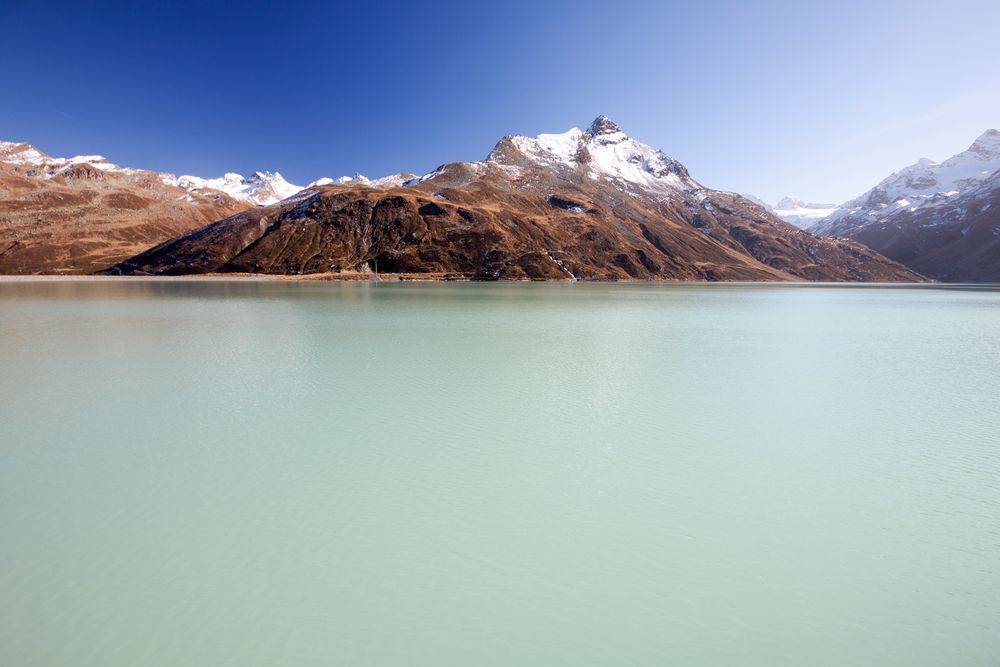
[5,118,980,281]
[104,117,916,281]
[0,140,421,273]
[766,129,1000,281]
[0,140,246,273]
[769,197,838,230]
[0,138,415,207]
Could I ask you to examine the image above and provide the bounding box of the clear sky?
[3,0,998,204]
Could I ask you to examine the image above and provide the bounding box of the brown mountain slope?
[110,118,920,281]
[0,143,249,274]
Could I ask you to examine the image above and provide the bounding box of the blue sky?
[3,0,998,203]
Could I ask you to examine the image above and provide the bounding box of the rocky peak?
[248,170,285,184]
[587,115,623,137]
[774,196,804,209]
[483,118,696,195]
[969,129,1000,159]
[0,141,49,165]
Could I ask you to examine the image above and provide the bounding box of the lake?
[1,279,998,665]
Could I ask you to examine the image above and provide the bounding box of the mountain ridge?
[0,141,250,273]
[812,129,1000,235]
[805,128,1000,281]
[106,117,920,282]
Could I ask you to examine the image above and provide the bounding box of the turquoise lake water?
[1,280,999,665]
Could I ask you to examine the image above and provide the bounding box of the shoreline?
[0,274,996,289]
[0,272,472,283]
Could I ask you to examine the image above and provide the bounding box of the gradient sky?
[3,0,998,204]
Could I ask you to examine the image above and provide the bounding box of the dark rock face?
[808,129,1000,282]
[547,195,591,212]
[839,185,1000,282]
[587,115,623,136]
[58,163,106,181]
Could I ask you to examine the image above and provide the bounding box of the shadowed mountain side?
[809,130,1000,282]
[840,182,1000,282]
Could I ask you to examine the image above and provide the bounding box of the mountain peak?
[250,170,287,183]
[485,118,696,195]
[770,196,839,229]
[969,128,1000,159]
[0,140,50,165]
[168,170,303,206]
[587,115,623,136]
[775,195,803,208]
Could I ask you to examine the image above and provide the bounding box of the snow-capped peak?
[487,116,698,195]
[0,139,308,205]
[1,137,419,206]
[306,173,417,189]
[587,115,623,137]
[813,128,1000,234]
[774,195,805,210]
[329,173,372,186]
[163,170,303,206]
[0,141,135,176]
[968,128,1000,159]
[306,175,367,187]
[771,196,838,229]
[0,141,47,165]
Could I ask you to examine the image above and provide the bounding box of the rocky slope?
[0,142,250,274]
[109,117,920,282]
[0,139,439,274]
[809,130,1000,281]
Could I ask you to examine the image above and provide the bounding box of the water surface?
[1,280,998,665]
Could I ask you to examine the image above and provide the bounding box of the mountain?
[309,173,419,188]
[771,196,838,229]
[162,171,302,206]
[0,137,449,273]
[0,141,249,274]
[809,129,1000,281]
[108,117,919,282]
[816,173,1000,282]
